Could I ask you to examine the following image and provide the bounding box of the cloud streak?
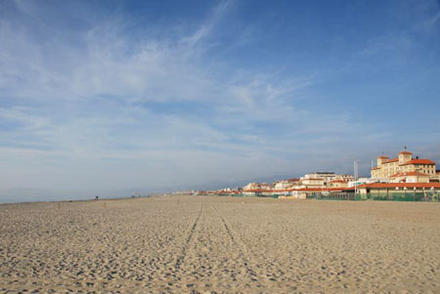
[0,0,439,201]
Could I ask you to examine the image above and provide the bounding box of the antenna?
[354,161,359,180]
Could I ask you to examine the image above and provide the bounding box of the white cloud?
[0,0,406,199]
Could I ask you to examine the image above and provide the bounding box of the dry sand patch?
[1,196,440,293]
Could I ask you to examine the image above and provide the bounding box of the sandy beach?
[1,196,440,293]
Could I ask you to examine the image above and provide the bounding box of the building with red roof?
[390,171,430,183]
[371,150,437,182]
[357,182,440,198]
[328,179,349,188]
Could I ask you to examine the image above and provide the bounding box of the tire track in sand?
[211,204,261,286]
[174,200,203,270]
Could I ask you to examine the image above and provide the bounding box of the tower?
[398,150,412,165]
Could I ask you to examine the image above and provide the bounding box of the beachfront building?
[390,171,430,183]
[300,172,354,188]
[300,177,325,188]
[371,150,437,182]
[273,178,300,190]
[243,182,272,190]
[240,172,356,198]
[328,179,349,188]
[242,172,355,193]
[302,172,334,182]
[334,174,355,182]
[357,182,440,198]
[300,172,332,188]
[242,182,272,196]
[436,170,440,182]
[348,177,376,187]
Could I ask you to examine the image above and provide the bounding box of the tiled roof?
[385,158,399,163]
[399,151,412,155]
[390,171,429,178]
[243,187,354,193]
[400,159,436,165]
[295,187,355,192]
[330,179,348,183]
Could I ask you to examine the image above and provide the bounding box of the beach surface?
[1,196,440,293]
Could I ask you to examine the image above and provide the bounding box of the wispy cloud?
[181,0,233,48]
[0,0,439,200]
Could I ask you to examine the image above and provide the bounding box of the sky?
[1,0,440,202]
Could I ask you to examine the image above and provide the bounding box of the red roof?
[330,179,348,183]
[385,158,399,163]
[391,171,429,178]
[377,156,389,159]
[358,183,440,189]
[295,187,354,192]
[244,187,354,193]
[400,159,435,165]
[399,151,412,155]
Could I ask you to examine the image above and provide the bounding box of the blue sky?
[1,0,440,201]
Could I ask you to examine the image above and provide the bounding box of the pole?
[354,160,358,197]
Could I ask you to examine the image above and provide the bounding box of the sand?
[1,196,440,293]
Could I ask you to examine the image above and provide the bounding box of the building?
[435,170,440,182]
[371,150,437,181]
[273,178,300,190]
[302,172,334,181]
[333,174,355,182]
[243,182,272,191]
[348,177,376,187]
[357,182,440,199]
[328,179,349,188]
[300,172,354,188]
[390,171,430,183]
[241,171,355,197]
[242,182,273,196]
[300,177,325,188]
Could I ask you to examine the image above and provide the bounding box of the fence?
[198,191,440,202]
[307,192,356,201]
[308,192,440,202]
